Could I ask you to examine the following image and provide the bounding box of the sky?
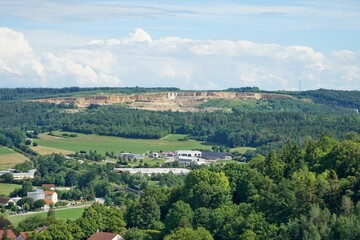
[0,0,360,90]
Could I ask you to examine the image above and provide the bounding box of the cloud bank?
[0,27,359,90]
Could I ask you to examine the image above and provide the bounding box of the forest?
[0,97,360,155]
[1,134,359,239]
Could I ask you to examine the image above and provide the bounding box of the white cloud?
[0,27,359,90]
[0,27,44,87]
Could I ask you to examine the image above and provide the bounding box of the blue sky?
[0,0,359,90]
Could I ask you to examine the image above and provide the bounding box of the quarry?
[30,91,293,112]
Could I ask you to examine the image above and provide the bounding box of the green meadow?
[0,147,28,169]
[35,132,214,154]
[0,183,22,196]
[230,146,256,153]
[8,207,86,225]
[0,147,13,155]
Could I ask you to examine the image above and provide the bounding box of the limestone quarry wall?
[30,91,292,110]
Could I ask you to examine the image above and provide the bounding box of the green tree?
[323,141,360,178]
[181,169,231,209]
[126,196,163,230]
[17,197,34,210]
[31,219,83,240]
[18,215,46,231]
[34,199,45,209]
[76,203,126,237]
[264,150,284,182]
[124,228,151,240]
[336,201,360,239]
[164,227,213,240]
[282,205,336,240]
[164,201,193,233]
[0,173,13,183]
[0,216,11,229]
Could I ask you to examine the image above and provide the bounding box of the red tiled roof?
[0,197,10,204]
[88,232,120,240]
[42,184,55,188]
[0,229,17,239]
[44,190,55,195]
[43,198,54,205]
[20,232,28,239]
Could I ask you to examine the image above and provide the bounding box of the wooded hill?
[0,88,360,155]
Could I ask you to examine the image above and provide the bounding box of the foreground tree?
[181,169,231,209]
[126,196,163,230]
[77,203,126,237]
[164,227,213,240]
[164,201,193,233]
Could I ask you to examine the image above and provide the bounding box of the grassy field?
[0,147,13,155]
[30,146,74,155]
[0,147,28,169]
[230,147,256,153]
[0,183,21,196]
[35,132,214,154]
[8,207,86,225]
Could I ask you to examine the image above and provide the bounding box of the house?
[0,229,17,240]
[0,197,10,207]
[174,150,206,165]
[87,232,124,240]
[201,151,232,160]
[0,197,23,207]
[27,189,58,206]
[9,197,22,206]
[42,184,56,190]
[44,191,58,204]
[43,198,54,209]
[16,232,28,240]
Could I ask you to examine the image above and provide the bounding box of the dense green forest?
[2,134,359,239]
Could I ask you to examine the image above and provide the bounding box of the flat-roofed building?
[114,168,190,175]
[175,150,206,165]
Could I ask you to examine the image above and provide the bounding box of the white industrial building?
[0,169,37,180]
[174,150,206,165]
[114,168,191,175]
[27,189,45,202]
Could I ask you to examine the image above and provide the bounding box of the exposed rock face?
[30,91,292,112]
